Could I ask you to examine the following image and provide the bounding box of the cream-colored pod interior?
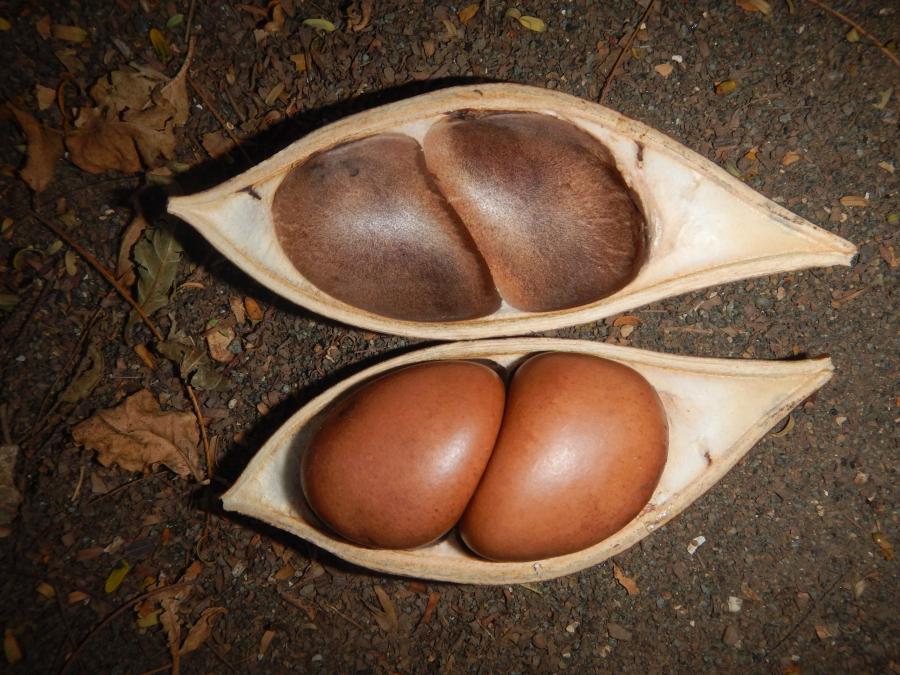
[222,338,833,585]
[168,84,856,339]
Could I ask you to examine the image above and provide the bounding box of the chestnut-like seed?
[424,112,645,312]
[460,352,668,561]
[301,361,506,549]
[272,134,500,321]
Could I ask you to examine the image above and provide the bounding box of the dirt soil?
[1,0,897,672]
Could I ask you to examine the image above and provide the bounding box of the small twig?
[28,209,163,341]
[59,582,194,675]
[807,0,900,68]
[319,600,365,630]
[184,0,198,43]
[89,472,165,504]
[187,76,252,163]
[764,566,850,659]
[599,0,657,104]
[69,465,86,502]
[0,404,11,446]
[185,384,212,481]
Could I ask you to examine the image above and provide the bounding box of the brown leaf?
[370,585,399,633]
[607,622,632,641]
[180,607,227,655]
[35,84,56,111]
[34,14,51,39]
[346,0,374,32]
[872,531,894,560]
[65,107,142,174]
[116,214,149,285]
[51,24,88,42]
[258,629,276,659]
[201,131,236,159]
[740,581,763,602]
[6,105,63,191]
[205,325,236,363]
[736,0,772,14]
[781,150,801,166]
[420,591,440,625]
[715,79,738,95]
[160,594,182,673]
[0,444,22,537]
[458,4,480,25]
[229,296,246,324]
[71,389,202,479]
[89,65,167,115]
[612,563,639,595]
[654,62,674,78]
[839,195,868,207]
[244,297,264,322]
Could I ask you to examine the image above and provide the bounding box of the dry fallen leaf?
[6,105,63,192]
[421,591,440,626]
[873,87,893,110]
[0,443,22,538]
[840,195,868,207]
[180,607,227,655]
[51,24,88,42]
[613,563,640,595]
[229,296,246,324]
[369,585,399,633]
[0,17,10,31]
[715,79,738,95]
[458,4,480,25]
[517,15,547,32]
[289,53,307,73]
[34,14,51,39]
[116,214,149,286]
[845,27,860,43]
[736,0,772,15]
[781,150,801,166]
[71,389,202,478]
[4,630,22,665]
[68,53,190,174]
[258,629,276,659]
[654,63,674,78]
[815,623,839,640]
[346,0,374,32]
[872,531,894,560]
[65,107,143,174]
[59,345,104,404]
[35,84,56,111]
[205,325,236,363]
[245,297,264,323]
[134,343,157,369]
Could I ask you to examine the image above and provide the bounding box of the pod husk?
[168,84,856,339]
[222,338,833,584]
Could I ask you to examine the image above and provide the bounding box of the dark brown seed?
[272,134,500,321]
[460,353,668,561]
[424,112,645,312]
[301,361,506,549]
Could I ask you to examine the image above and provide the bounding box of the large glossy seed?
[301,361,506,549]
[460,353,668,561]
[423,112,645,312]
[272,134,500,321]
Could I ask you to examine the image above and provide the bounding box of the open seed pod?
[222,338,833,584]
[168,84,855,339]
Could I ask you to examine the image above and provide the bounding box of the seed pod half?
[222,337,834,584]
[168,84,855,339]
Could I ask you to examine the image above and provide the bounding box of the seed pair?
[272,112,644,321]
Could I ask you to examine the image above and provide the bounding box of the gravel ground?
[0,0,897,672]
